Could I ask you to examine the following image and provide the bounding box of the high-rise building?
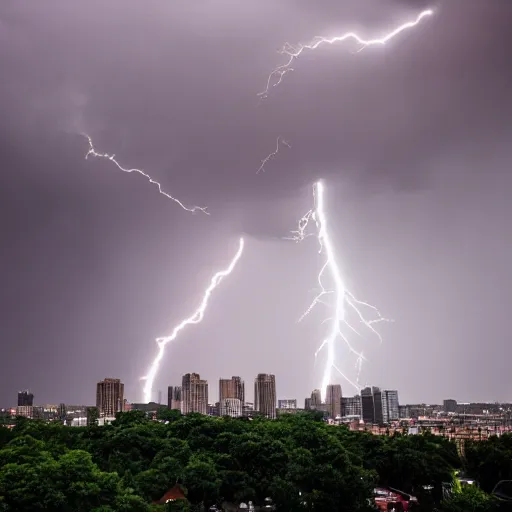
[373,387,384,424]
[399,405,410,419]
[311,389,322,408]
[325,384,342,419]
[342,395,362,417]
[361,386,375,423]
[219,376,245,405]
[382,390,400,424]
[17,390,34,407]
[168,386,182,410]
[361,386,386,424]
[58,403,67,422]
[16,406,34,418]
[278,399,297,409]
[305,389,327,413]
[254,373,276,419]
[219,398,242,417]
[96,378,124,417]
[443,399,458,413]
[181,373,208,415]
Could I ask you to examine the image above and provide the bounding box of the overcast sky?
[1,0,511,407]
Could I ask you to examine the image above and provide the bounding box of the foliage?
[87,407,100,427]
[465,434,512,493]
[441,485,498,512]
[156,408,182,423]
[0,437,147,511]
[0,411,506,511]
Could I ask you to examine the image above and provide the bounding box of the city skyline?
[12,377,512,434]
[9,368,503,408]
[10,374,399,423]
[4,375,457,415]
[8,392,512,453]
[10,373,512,439]
[6,371,509,411]
[2,1,512,405]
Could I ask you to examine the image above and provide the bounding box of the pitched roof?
[153,484,187,504]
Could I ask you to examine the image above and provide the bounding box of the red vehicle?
[374,487,418,511]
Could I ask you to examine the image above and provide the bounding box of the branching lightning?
[257,137,291,174]
[141,237,244,403]
[259,9,433,98]
[290,181,389,400]
[83,134,209,215]
[78,8,423,406]
[82,136,242,403]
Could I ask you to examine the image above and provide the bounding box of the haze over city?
[1,0,511,406]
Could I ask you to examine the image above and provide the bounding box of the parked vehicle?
[492,481,512,511]
[374,487,418,511]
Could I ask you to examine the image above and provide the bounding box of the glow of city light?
[83,133,209,215]
[290,181,388,400]
[141,237,244,403]
[260,9,433,97]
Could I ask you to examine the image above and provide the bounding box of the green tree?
[0,407,484,511]
[0,448,144,511]
[87,407,100,427]
[133,468,173,502]
[465,435,512,492]
[165,501,190,512]
[112,493,149,511]
[156,408,181,422]
[441,485,498,512]
[112,411,149,427]
[0,434,48,465]
[182,456,221,506]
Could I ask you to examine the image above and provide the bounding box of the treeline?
[0,409,510,511]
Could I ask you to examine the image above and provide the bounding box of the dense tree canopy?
[465,435,512,493]
[0,411,508,511]
[441,485,499,512]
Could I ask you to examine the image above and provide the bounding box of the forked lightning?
[81,135,243,402]
[260,9,433,97]
[83,134,209,215]
[291,181,388,400]
[81,6,424,402]
[257,137,291,174]
[142,238,244,403]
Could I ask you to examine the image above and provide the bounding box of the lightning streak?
[83,134,209,215]
[257,137,291,174]
[260,9,433,97]
[142,237,244,403]
[291,181,389,400]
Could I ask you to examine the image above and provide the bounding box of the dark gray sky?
[1,0,511,407]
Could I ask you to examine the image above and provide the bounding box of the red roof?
[153,484,187,504]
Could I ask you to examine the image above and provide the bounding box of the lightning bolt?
[257,137,291,174]
[259,9,433,98]
[141,237,244,403]
[83,133,209,215]
[291,181,389,400]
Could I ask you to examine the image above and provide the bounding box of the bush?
[441,485,497,512]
